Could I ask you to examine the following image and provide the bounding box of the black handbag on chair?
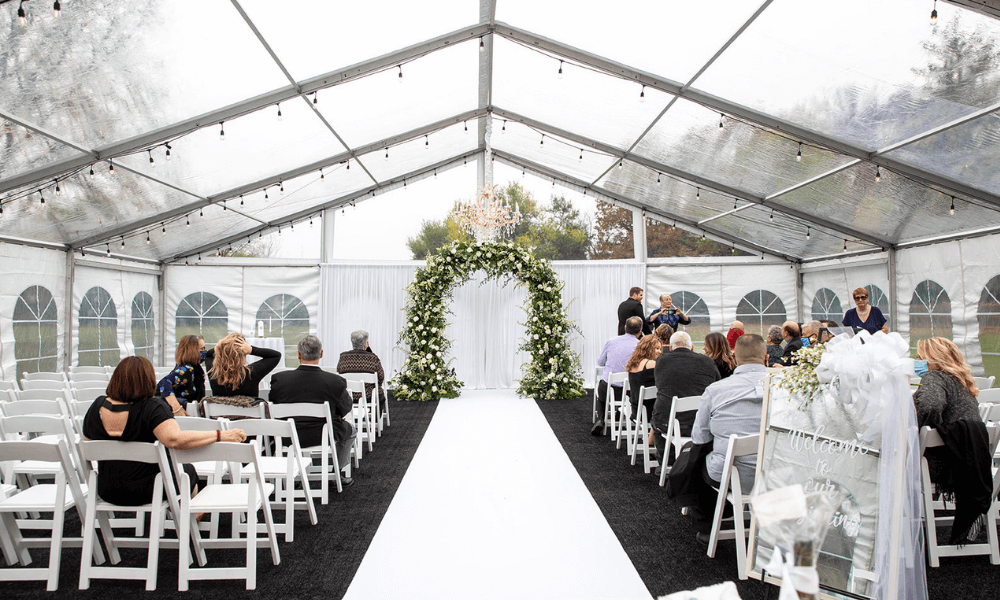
[666,440,712,505]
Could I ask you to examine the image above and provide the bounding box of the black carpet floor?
[536,391,1000,600]
[2,397,438,600]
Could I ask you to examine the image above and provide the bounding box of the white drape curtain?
[318,261,643,390]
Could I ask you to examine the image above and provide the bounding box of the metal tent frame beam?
[490,107,887,248]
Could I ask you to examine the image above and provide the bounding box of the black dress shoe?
[695,532,710,545]
[340,475,354,488]
[590,421,605,436]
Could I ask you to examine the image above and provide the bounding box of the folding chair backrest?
[229,417,296,440]
[974,376,995,390]
[342,372,377,385]
[0,438,72,468]
[638,385,657,401]
[0,414,87,481]
[77,441,182,512]
[70,373,111,384]
[71,366,110,375]
[21,379,69,391]
[22,371,67,384]
[981,402,1000,423]
[174,416,225,432]
[978,388,1000,405]
[269,402,329,421]
[0,381,17,393]
[169,439,262,484]
[346,379,368,402]
[608,371,627,386]
[17,388,70,402]
[729,433,760,459]
[1,399,66,417]
[66,399,94,420]
[202,401,267,420]
[72,387,107,402]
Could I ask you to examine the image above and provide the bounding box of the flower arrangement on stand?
[776,342,829,409]
[389,239,586,400]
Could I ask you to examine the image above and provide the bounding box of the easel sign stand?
[746,331,928,600]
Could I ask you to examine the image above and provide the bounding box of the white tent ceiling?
[3,0,1000,264]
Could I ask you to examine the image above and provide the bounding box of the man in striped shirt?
[592,316,643,436]
[690,333,768,543]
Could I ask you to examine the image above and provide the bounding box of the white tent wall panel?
[72,266,159,368]
[164,265,244,358]
[801,259,891,327]
[0,242,67,381]
[645,265,723,333]
[949,234,1000,378]
[896,241,968,365]
[241,266,320,366]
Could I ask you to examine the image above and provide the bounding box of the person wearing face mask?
[157,334,207,416]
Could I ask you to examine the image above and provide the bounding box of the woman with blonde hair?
[626,334,663,423]
[913,338,980,430]
[205,333,281,398]
[704,331,736,378]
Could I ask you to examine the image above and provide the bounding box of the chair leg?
[246,508,256,591]
[707,486,728,559]
[0,512,31,565]
[46,485,67,591]
[78,494,98,589]
[284,473,294,543]
[147,502,162,590]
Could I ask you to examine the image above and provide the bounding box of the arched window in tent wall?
[13,285,59,376]
[78,287,121,367]
[865,284,891,325]
[256,294,310,368]
[736,290,787,337]
[977,275,1000,379]
[669,290,710,349]
[908,280,953,356]
[811,288,843,323]
[131,292,155,361]
[176,292,228,350]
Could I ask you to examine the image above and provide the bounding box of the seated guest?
[83,356,247,506]
[652,331,720,468]
[270,336,357,484]
[593,316,643,435]
[690,334,768,543]
[765,325,784,366]
[704,332,736,379]
[648,294,691,331]
[337,329,386,412]
[626,335,662,423]
[726,321,745,350]
[801,320,822,346]
[654,324,674,349]
[778,321,804,366]
[843,287,888,334]
[157,334,206,416]
[205,333,281,398]
[913,337,991,544]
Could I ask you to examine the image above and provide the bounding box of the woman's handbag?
[666,440,713,505]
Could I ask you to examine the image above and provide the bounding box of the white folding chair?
[71,386,107,403]
[615,397,635,454]
[19,380,69,392]
[15,389,70,403]
[978,388,1000,407]
[659,395,703,487]
[1,399,66,418]
[171,440,281,591]
[706,433,759,580]
[269,403,344,504]
[77,440,187,591]
[974,376,995,390]
[605,372,628,439]
[920,424,1000,567]
[69,373,111,386]
[346,380,374,457]
[21,372,67,385]
[630,386,659,474]
[0,439,98,590]
[69,366,110,376]
[591,366,603,423]
[0,382,16,403]
[226,418,318,542]
[342,372,383,435]
[172,417,229,540]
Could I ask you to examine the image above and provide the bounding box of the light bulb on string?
[89,165,95,180]
[579,149,583,162]
[552,179,555,189]
[397,65,403,82]
[403,179,407,191]
[186,215,190,227]
[199,208,204,217]
[618,160,623,170]
[312,91,318,105]
[557,60,563,79]
[701,232,706,241]
[310,215,314,227]
[806,226,811,240]
[843,239,848,251]
[769,209,774,222]
[120,237,125,249]
[502,120,506,133]
[54,180,60,197]
[39,191,45,205]
[796,143,802,162]
[719,113,724,128]
[148,150,155,168]
[540,134,544,147]
[521,168,525,178]
[279,181,284,195]
[434,169,437,179]
[222,199,227,211]
[53,1,60,17]
[17,1,26,26]
[198,253,202,263]
[696,188,700,200]
[165,143,171,161]
[276,104,282,121]
[950,196,956,215]
[875,165,882,182]
[109,160,115,175]
[264,188,269,199]
[639,86,645,102]
[656,173,661,185]
[479,37,485,52]
[931,0,938,24]
[346,159,350,170]
[464,120,468,133]
[385,147,389,161]
[240,194,244,206]
[733,198,737,210]
[161,222,166,235]
[106,244,111,257]
[425,135,429,150]
[146,232,150,245]
[219,122,225,141]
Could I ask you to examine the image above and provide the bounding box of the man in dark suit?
[269,335,357,486]
[779,321,804,366]
[617,287,651,336]
[651,331,721,471]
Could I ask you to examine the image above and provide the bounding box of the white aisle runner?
[343,390,653,600]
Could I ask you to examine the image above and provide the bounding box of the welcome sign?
[748,379,881,600]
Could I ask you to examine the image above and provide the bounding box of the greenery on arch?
[390,239,586,401]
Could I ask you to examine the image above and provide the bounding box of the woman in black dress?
[205,333,281,398]
[704,332,736,379]
[626,334,663,421]
[82,356,246,506]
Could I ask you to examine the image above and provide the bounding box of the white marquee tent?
[3,0,1000,388]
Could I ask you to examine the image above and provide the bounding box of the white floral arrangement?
[389,239,586,401]
[776,342,830,409]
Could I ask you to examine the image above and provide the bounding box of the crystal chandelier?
[454,184,521,243]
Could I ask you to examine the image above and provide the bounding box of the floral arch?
[391,240,586,401]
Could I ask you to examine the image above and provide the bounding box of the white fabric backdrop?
[0,244,67,380]
[318,261,643,390]
[73,266,159,367]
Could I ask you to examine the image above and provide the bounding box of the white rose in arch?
[437,374,442,380]
[533,334,539,340]
[436,351,442,357]
[563,377,569,383]
[426,353,433,360]
[432,385,438,392]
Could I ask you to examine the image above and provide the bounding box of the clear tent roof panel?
[239,162,374,224]
[0,0,289,150]
[706,205,859,259]
[235,0,478,82]
[491,37,673,151]
[0,166,199,245]
[769,162,1000,245]
[632,98,858,199]
[599,161,742,223]
[115,96,347,198]
[494,0,767,84]
[694,0,1000,152]
[0,123,88,184]
[315,40,480,149]
[491,120,613,183]
[155,210,266,261]
[883,112,1000,198]
[358,120,478,183]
